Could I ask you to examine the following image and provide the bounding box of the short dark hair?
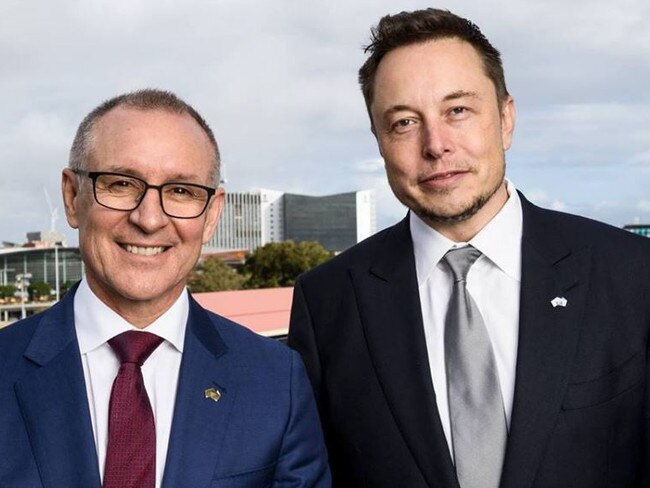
[69,88,221,185]
[359,8,509,119]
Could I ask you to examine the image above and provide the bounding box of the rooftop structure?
[193,287,292,339]
[623,224,650,238]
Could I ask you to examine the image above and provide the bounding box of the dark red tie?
[103,331,164,488]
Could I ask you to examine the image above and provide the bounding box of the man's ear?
[370,124,385,158]
[501,96,516,151]
[61,168,81,229]
[202,187,225,244]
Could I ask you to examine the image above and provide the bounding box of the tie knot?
[443,246,481,282]
[108,331,163,366]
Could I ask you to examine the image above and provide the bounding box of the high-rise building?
[207,189,376,253]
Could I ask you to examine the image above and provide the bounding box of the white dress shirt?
[411,179,523,455]
[74,279,187,488]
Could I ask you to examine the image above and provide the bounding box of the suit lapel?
[162,297,236,488]
[501,196,591,488]
[15,288,101,488]
[350,216,459,488]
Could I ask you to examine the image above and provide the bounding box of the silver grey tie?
[443,246,506,488]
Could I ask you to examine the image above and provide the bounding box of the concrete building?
[207,188,376,253]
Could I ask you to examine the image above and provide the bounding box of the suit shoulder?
[535,206,650,252]
[203,308,294,361]
[0,313,43,382]
[0,313,41,353]
[297,221,403,284]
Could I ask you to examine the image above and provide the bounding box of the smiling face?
[370,38,515,241]
[62,107,223,326]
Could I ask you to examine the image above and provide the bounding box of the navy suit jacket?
[0,286,330,487]
[289,194,650,487]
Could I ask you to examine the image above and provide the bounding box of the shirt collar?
[74,278,188,355]
[410,179,523,286]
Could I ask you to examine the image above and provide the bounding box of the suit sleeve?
[272,350,331,487]
[288,279,322,401]
[644,316,650,486]
[642,248,650,488]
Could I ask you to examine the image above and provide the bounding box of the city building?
[0,236,84,325]
[206,188,376,253]
[0,245,84,294]
[623,224,650,238]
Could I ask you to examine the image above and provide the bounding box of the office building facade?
[207,189,376,253]
[0,246,84,293]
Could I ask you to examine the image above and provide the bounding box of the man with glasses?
[0,89,330,488]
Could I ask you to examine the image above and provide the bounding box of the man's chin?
[407,180,505,226]
[412,195,487,224]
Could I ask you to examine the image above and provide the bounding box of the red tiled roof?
[192,287,293,337]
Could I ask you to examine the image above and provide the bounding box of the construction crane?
[42,186,59,232]
[42,186,61,301]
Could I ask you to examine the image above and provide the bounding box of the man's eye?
[105,179,139,191]
[450,107,468,116]
[170,186,190,195]
[164,185,204,200]
[113,180,136,188]
[392,119,415,131]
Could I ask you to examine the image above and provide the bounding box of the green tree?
[243,240,331,289]
[0,284,17,299]
[28,281,52,301]
[188,256,245,292]
[60,280,77,297]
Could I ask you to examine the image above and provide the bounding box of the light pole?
[15,273,32,320]
[54,244,60,301]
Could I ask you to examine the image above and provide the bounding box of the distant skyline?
[2,0,649,245]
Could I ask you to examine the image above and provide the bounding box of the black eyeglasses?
[73,170,216,219]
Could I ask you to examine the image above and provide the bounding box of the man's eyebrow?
[381,91,480,115]
[382,104,414,116]
[100,166,202,182]
[442,90,480,102]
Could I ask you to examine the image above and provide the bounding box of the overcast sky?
[1,0,649,245]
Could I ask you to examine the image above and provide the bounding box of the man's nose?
[128,187,169,232]
[421,121,455,160]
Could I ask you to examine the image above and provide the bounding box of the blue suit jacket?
[0,286,330,487]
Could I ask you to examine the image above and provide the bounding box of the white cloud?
[595,200,621,211]
[1,0,649,241]
[354,158,384,174]
[523,189,550,205]
[637,200,650,212]
[550,200,566,211]
[632,150,650,166]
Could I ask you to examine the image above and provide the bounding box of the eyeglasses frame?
[72,169,217,219]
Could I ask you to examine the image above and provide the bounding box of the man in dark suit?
[0,89,330,487]
[289,8,650,488]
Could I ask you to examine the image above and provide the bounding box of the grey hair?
[69,88,221,186]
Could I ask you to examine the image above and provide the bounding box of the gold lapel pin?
[204,387,222,402]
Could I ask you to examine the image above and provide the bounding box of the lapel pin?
[204,387,222,402]
[551,297,568,308]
